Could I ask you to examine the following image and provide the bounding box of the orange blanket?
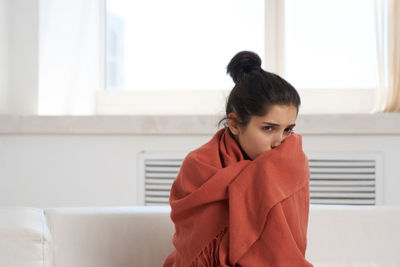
[163,128,313,267]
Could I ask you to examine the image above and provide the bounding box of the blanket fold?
[163,128,313,267]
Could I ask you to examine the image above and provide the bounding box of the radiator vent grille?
[137,153,185,206]
[138,152,382,206]
[308,156,381,205]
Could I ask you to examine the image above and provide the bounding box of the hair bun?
[226,51,262,84]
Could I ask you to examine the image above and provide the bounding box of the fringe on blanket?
[190,226,229,267]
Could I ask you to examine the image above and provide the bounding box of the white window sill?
[94,88,376,115]
[0,113,399,135]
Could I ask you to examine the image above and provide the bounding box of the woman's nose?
[271,133,285,149]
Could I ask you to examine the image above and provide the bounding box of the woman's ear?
[227,112,241,135]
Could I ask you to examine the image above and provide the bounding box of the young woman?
[163,51,313,267]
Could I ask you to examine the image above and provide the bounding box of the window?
[105,0,265,91]
[37,1,380,115]
[284,0,378,90]
[99,0,379,114]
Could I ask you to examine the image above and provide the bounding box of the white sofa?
[1,205,400,267]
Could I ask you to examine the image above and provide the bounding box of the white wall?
[0,133,399,208]
[0,134,210,208]
[0,0,8,113]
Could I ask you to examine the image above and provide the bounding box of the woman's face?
[228,104,298,160]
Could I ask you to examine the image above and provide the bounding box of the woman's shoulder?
[182,129,225,169]
[183,144,218,169]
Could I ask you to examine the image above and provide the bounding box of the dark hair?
[219,51,301,127]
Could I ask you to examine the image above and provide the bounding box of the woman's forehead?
[254,105,298,125]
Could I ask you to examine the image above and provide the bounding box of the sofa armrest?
[0,207,52,267]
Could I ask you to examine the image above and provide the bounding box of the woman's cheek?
[261,140,271,153]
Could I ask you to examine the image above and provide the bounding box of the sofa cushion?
[0,207,52,267]
[306,205,400,267]
[44,205,174,267]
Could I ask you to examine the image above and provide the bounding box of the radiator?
[137,151,383,206]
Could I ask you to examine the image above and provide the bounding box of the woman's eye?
[263,126,294,133]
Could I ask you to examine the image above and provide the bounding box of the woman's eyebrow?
[262,122,296,127]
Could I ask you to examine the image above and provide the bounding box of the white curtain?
[372,0,400,112]
[38,0,101,115]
